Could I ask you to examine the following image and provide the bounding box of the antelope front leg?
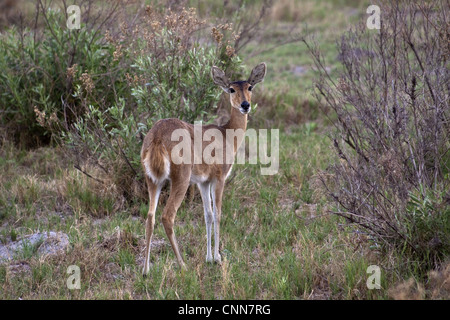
[211,180,225,264]
[198,182,213,263]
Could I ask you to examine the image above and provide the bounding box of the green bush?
[131,45,225,123]
[0,7,124,146]
[404,187,450,267]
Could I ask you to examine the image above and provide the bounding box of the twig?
[74,164,105,184]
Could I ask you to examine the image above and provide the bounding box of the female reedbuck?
[141,63,267,275]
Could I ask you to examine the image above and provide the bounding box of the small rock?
[0,231,70,263]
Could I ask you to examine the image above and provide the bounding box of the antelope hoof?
[214,254,222,265]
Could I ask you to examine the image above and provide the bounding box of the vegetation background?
[0,0,448,299]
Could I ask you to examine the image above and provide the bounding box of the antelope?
[141,63,267,275]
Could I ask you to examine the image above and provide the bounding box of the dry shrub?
[428,262,450,299]
[389,278,426,300]
[306,0,449,273]
[389,261,450,300]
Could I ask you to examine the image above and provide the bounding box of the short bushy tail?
[143,139,169,183]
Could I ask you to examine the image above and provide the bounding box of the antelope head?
[211,63,267,114]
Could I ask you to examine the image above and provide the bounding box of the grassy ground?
[0,0,444,300]
[0,125,394,299]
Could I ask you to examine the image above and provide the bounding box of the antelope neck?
[223,106,248,132]
[222,106,248,155]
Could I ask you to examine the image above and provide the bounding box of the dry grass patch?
[389,262,450,300]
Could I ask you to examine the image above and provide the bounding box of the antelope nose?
[241,101,250,110]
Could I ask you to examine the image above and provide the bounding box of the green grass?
[0,126,399,299]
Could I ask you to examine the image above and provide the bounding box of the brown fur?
[142,138,167,180]
[229,81,253,113]
[141,112,247,184]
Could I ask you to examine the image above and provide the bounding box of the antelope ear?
[248,62,267,86]
[211,66,230,93]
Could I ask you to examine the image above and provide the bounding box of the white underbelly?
[190,173,208,184]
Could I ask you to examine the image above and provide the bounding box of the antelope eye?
[248,86,253,91]
[229,88,236,93]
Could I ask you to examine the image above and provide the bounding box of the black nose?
[241,101,250,110]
